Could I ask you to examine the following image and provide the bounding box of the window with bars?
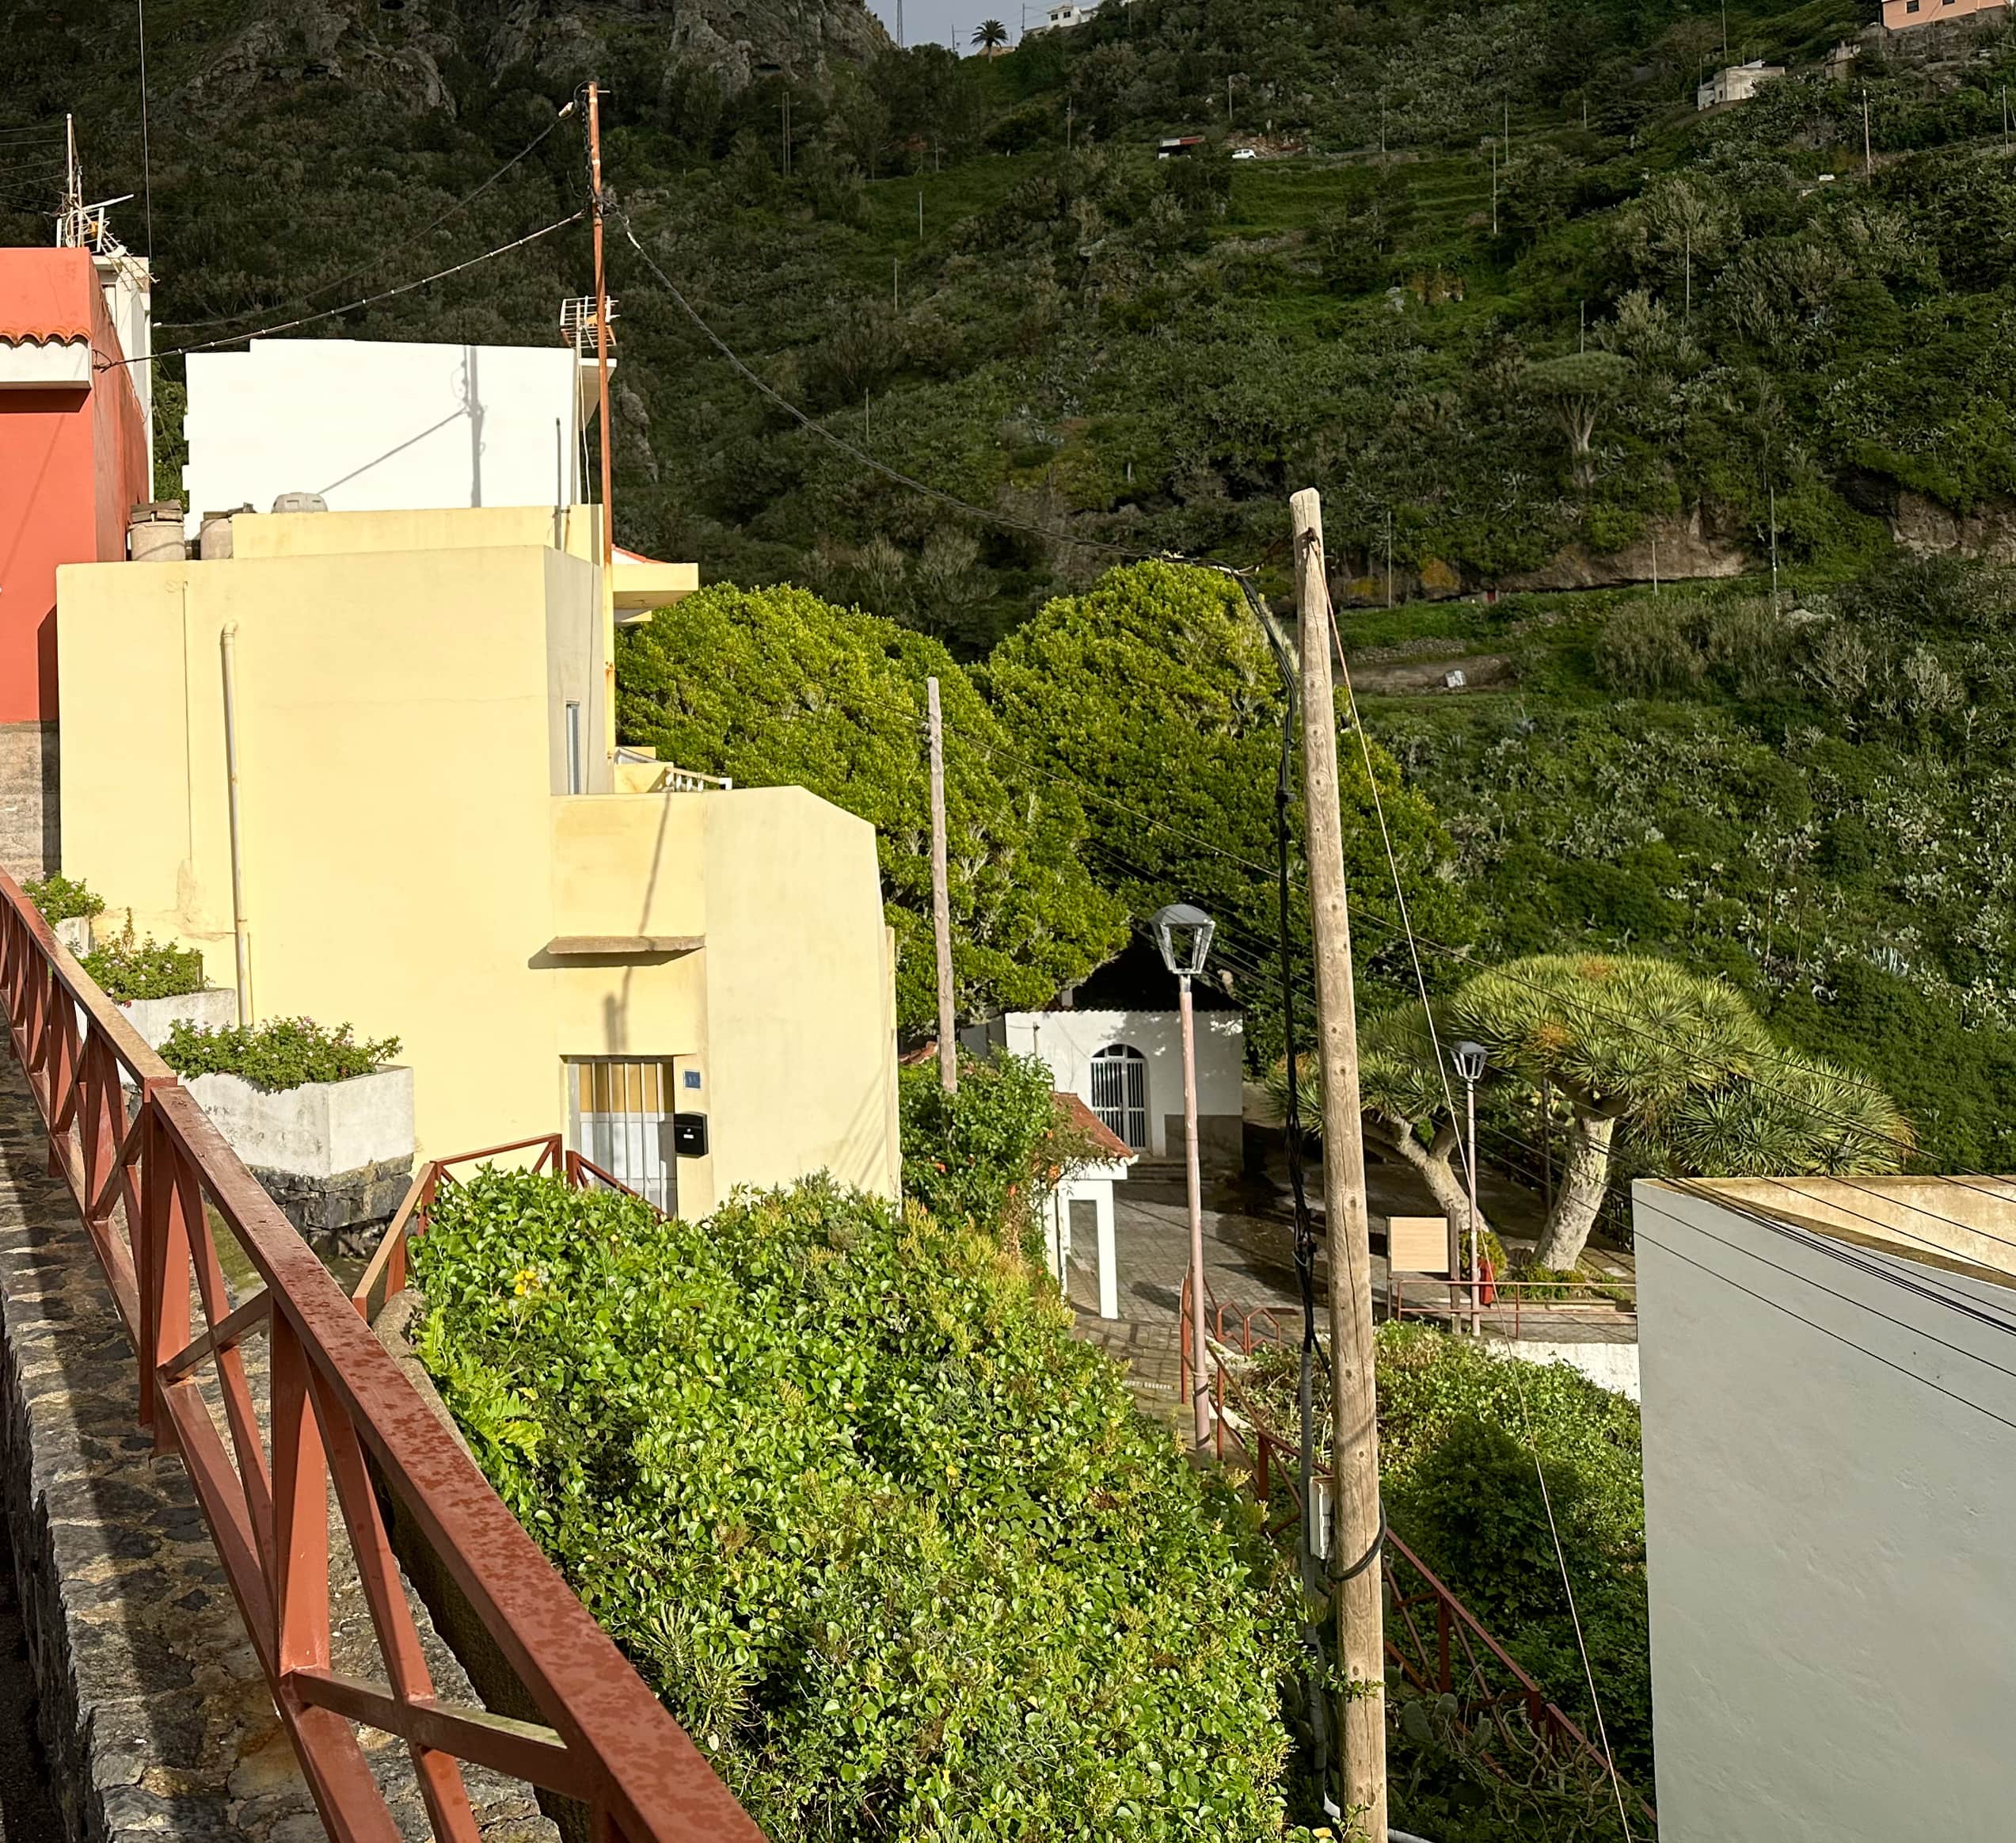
[569,1059,679,1213]
[1089,1043,1148,1150]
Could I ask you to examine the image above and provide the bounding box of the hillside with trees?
[10,0,2014,1173]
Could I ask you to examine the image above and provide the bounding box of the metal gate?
[569,1059,678,1213]
[1089,1043,1148,1150]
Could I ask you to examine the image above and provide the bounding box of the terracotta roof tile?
[1058,1092,1136,1163]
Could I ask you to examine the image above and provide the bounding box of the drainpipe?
[219,623,252,1026]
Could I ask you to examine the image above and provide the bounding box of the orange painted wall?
[0,249,148,723]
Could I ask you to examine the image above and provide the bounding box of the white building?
[1046,1094,1135,1318]
[182,337,602,531]
[961,941,1245,1172]
[1636,1174,2016,1841]
[1696,60,1786,109]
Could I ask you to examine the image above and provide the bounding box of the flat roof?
[1657,1175,2016,1287]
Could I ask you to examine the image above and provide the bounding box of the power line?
[136,0,154,260]
[615,208,1187,568]
[100,211,584,372]
[1631,1191,2016,1438]
[156,104,578,332]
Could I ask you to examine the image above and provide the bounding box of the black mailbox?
[671,1112,709,1158]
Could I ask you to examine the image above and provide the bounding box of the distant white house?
[1025,0,1132,32]
[960,940,1245,1173]
[1696,60,1786,109]
[1638,1173,2016,1839]
[182,335,603,531]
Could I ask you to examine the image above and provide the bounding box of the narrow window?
[565,700,584,795]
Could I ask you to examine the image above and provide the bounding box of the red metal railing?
[1388,1273,1637,1339]
[1179,1273,1657,1832]
[0,870,765,1842]
[351,1136,644,1323]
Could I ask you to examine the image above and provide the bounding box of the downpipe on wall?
[220,623,252,1026]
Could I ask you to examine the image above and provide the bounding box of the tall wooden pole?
[588,82,618,756]
[927,677,957,1094]
[1292,487,1386,1837]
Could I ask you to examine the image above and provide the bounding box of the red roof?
[1058,1093,1136,1164]
[0,248,95,348]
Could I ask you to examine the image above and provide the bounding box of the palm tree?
[972,19,1010,55]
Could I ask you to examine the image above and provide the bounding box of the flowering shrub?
[412,1169,1306,1839]
[81,920,207,1003]
[24,873,103,924]
[161,1018,399,1091]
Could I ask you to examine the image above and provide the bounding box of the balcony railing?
[0,868,765,1842]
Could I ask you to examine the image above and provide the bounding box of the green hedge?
[411,1170,1306,1839]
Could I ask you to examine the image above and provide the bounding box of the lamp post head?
[1452,1040,1487,1087]
[1152,903,1215,980]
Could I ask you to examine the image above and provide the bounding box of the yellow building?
[56,505,901,1214]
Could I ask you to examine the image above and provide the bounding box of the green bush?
[24,873,104,925]
[411,1170,1302,1839]
[899,1049,1097,1261]
[81,922,208,1003]
[161,1018,401,1091]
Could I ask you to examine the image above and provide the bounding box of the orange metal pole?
[587,80,618,758]
[588,82,615,581]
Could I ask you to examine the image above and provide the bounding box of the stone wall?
[0,724,57,885]
[0,1060,554,1841]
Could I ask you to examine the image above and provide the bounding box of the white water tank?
[271,491,329,515]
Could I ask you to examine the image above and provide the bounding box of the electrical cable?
[99,211,585,372]
[156,102,580,331]
[604,218,2006,1249]
[136,0,154,259]
[1630,1194,2016,1439]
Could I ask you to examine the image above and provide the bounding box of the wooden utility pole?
[587,82,618,754]
[1291,488,1386,1837]
[927,677,957,1094]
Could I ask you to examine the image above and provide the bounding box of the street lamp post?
[1452,1041,1486,1334]
[1155,903,1216,1447]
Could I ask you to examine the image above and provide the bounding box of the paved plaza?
[1067,1141,1638,1417]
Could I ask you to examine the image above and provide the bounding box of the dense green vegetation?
[898,1049,1101,1260]
[10,0,2014,637]
[1357,554,2016,1175]
[161,1017,401,1089]
[617,581,1126,1032]
[410,1166,1305,1839]
[1242,1325,1650,1840]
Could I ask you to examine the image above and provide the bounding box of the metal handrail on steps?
[0,867,764,1842]
[1179,1271,1657,1833]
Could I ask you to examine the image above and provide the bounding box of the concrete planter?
[117,984,237,1052]
[183,1064,413,1179]
[53,916,91,955]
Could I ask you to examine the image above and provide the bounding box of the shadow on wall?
[312,346,491,505]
